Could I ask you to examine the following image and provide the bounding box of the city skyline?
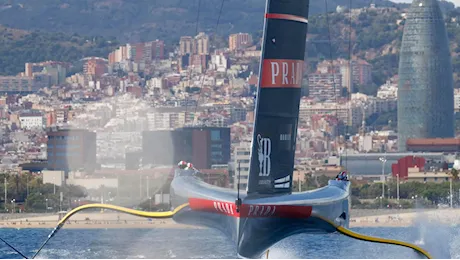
[0,3,459,205]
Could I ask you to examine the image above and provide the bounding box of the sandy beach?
[0,211,201,229]
[2,208,460,229]
[350,208,460,228]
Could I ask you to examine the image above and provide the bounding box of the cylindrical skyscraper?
[397,0,454,151]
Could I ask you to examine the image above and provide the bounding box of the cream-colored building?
[195,32,209,55]
[42,170,65,186]
[406,166,452,183]
[67,171,118,189]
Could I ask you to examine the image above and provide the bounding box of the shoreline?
[2,209,459,229]
[0,221,203,229]
[0,220,419,229]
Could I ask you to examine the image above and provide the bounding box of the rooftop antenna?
[235,161,242,213]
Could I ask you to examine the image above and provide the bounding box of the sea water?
[0,226,459,259]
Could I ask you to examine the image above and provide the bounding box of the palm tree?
[451,168,459,182]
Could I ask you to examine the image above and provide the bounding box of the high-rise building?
[229,33,253,51]
[195,32,209,55]
[143,40,165,62]
[47,128,97,172]
[351,60,372,86]
[152,40,165,60]
[133,43,145,63]
[142,127,230,169]
[108,45,129,64]
[180,36,194,55]
[84,58,108,79]
[397,0,454,151]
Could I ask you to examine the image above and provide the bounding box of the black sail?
[247,0,310,195]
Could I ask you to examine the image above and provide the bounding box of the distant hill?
[0,0,408,43]
[0,0,459,89]
[0,25,118,75]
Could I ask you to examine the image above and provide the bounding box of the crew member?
[178,161,188,169]
[336,171,348,181]
[185,162,194,170]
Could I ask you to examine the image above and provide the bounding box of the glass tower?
[397,0,454,151]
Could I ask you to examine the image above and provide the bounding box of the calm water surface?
[0,225,458,259]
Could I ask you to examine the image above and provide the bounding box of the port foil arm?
[32,203,190,259]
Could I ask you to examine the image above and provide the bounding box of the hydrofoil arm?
[31,203,189,259]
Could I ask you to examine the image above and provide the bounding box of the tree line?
[0,172,87,213]
[2,170,458,212]
[293,171,460,209]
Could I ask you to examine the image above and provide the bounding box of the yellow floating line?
[32,203,190,259]
[336,226,432,259]
[313,214,432,259]
[57,203,190,226]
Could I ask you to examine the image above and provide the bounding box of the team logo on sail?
[257,134,271,177]
[260,59,304,88]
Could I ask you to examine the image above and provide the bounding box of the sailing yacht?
[169,0,350,258]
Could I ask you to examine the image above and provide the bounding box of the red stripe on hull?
[188,198,312,218]
[189,198,238,217]
[265,13,309,24]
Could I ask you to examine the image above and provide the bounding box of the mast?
[247,0,310,195]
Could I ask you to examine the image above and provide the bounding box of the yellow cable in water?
[57,203,190,225]
[32,203,190,259]
[336,226,432,259]
[313,215,432,259]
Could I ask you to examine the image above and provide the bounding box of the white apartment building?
[19,113,45,130]
[454,89,460,113]
[308,73,342,102]
[210,54,229,72]
[234,142,251,190]
[299,101,362,127]
[146,111,186,130]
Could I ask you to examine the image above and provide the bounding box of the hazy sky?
[391,0,460,6]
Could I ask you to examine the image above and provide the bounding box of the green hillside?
[0,0,460,91]
[0,0,406,43]
[0,26,118,75]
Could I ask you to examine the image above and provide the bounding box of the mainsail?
[247,0,309,195]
